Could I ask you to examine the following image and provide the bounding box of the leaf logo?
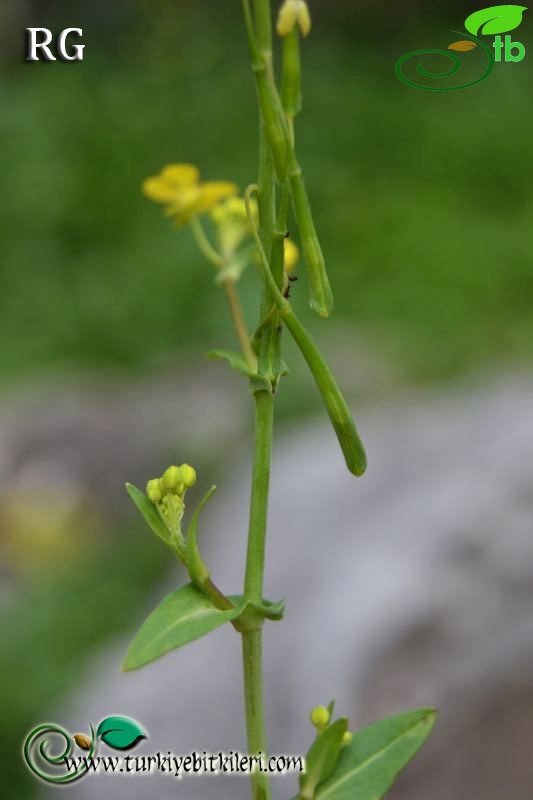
[96,716,147,750]
[465,5,527,36]
[449,40,478,50]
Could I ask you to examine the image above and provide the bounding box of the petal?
[297,2,312,37]
[277,3,299,36]
[161,163,200,187]
[195,182,239,215]
[142,176,179,204]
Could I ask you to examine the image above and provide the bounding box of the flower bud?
[162,465,183,491]
[310,705,330,729]
[341,731,353,747]
[181,464,197,488]
[277,0,312,38]
[146,479,162,504]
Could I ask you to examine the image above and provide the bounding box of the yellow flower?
[276,0,312,37]
[142,163,238,228]
[284,238,299,272]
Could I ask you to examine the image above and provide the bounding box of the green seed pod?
[290,170,333,317]
[162,465,182,491]
[310,705,330,729]
[253,66,291,181]
[146,478,162,504]
[281,28,302,120]
[283,308,367,476]
[181,464,197,488]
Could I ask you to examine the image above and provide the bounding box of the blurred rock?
[37,373,533,800]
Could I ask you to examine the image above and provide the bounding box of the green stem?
[244,391,274,602]
[222,278,258,372]
[191,217,256,371]
[190,217,223,268]
[241,629,270,800]
[241,3,276,798]
[241,390,274,800]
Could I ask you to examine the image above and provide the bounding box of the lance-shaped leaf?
[300,717,348,800]
[207,350,272,393]
[96,716,146,750]
[125,483,171,548]
[186,485,217,588]
[122,583,246,671]
[465,5,527,36]
[305,708,436,800]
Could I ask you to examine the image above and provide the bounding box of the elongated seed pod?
[253,65,291,181]
[283,306,367,475]
[290,169,333,318]
[281,28,302,120]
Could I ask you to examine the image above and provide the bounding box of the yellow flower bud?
[146,479,162,504]
[277,0,312,38]
[284,238,299,273]
[181,464,197,488]
[342,731,353,747]
[310,705,330,729]
[162,465,183,491]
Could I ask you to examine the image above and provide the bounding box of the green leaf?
[125,482,171,548]
[207,349,272,393]
[122,583,245,671]
[229,595,285,625]
[186,485,217,588]
[96,716,146,750]
[465,5,527,36]
[300,718,348,800]
[207,349,252,378]
[311,708,436,800]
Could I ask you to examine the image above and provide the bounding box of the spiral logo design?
[395,31,495,90]
[23,723,96,784]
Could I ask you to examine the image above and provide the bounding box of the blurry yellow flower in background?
[142,164,238,228]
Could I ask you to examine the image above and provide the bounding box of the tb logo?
[25,27,85,62]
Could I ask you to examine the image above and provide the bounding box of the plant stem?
[222,278,258,372]
[242,629,270,800]
[190,217,256,371]
[244,390,274,603]
[242,390,274,800]
[241,3,275,799]
[190,217,223,268]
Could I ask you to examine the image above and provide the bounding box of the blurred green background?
[1,0,532,796]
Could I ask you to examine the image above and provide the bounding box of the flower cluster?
[146,464,197,538]
[142,163,299,277]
